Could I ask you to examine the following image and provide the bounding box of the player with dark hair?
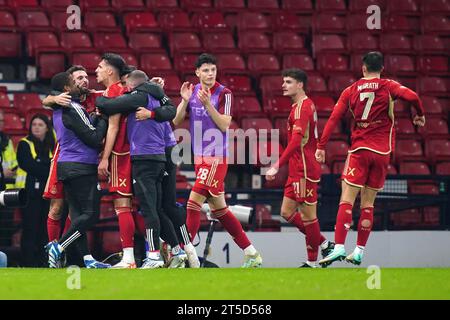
[43,65,104,246]
[317,52,425,266]
[173,53,262,268]
[95,53,137,268]
[265,69,334,268]
[45,72,109,268]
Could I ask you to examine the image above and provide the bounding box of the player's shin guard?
[186,200,202,241]
[357,207,374,247]
[304,218,321,262]
[213,208,251,250]
[335,202,353,245]
[285,212,327,244]
[47,217,60,242]
[116,207,135,249]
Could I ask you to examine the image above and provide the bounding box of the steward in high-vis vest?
[0,131,18,189]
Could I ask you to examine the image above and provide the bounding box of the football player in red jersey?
[316,52,425,266]
[266,69,333,268]
[95,53,137,268]
[43,65,103,244]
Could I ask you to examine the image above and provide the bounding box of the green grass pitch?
[0,268,449,300]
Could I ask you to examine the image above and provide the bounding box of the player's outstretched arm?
[42,92,71,108]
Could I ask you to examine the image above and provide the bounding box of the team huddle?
[42,51,424,269]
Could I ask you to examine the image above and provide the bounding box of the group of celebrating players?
[41,50,424,269]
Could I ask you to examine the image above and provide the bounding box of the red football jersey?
[276,97,321,181]
[81,90,104,114]
[318,78,424,154]
[104,81,130,154]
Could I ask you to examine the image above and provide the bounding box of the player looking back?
[173,53,262,268]
[316,52,425,266]
[265,69,334,268]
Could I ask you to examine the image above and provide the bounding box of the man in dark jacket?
[45,72,110,268]
[96,70,185,268]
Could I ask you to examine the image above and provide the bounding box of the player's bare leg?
[345,187,378,265]
[319,181,361,267]
[185,191,207,268]
[208,195,262,268]
[113,197,136,268]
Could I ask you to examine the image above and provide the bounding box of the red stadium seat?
[282,54,314,71]
[85,12,119,32]
[272,12,310,33]
[241,117,273,132]
[8,0,38,9]
[398,162,430,175]
[120,52,138,67]
[158,11,194,31]
[264,96,292,119]
[394,139,424,163]
[159,74,181,95]
[380,34,413,54]
[436,162,450,175]
[26,32,59,57]
[273,32,306,56]
[215,53,247,74]
[237,12,271,31]
[409,183,439,195]
[387,163,397,175]
[71,52,102,73]
[313,34,346,54]
[219,75,252,95]
[251,140,284,167]
[264,164,288,189]
[17,10,51,30]
[3,112,24,132]
[348,33,379,52]
[422,207,440,226]
[202,31,236,52]
[233,96,262,120]
[174,53,199,75]
[316,0,347,12]
[418,118,449,137]
[395,118,416,136]
[111,0,145,12]
[140,53,172,74]
[422,0,450,13]
[328,74,357,96]
[273,118,288,145]
[313,13,347,34]
[79,0,110,11]
[386,0,419,14]
[317,117,341,136]
[281,0,313,13]
[348,0,386,12]
[214,0,246,12]
[128,33,163,53]
[247,54,280,75]
[191,12,228,30]
[260,75,282,100]
[0,10,15,30]
[316,53,349,73]
[422,96,445,116]
[41,0,73,10]
[0,32,21,57]
[311,96,335,115]
[426,139,450,164]
[48,11,71,30]
[248,0,279,11]
[326,140,348,166]
[418,77,450,96]
[169,32,203,56]
[390,209,421,227]
[308,74,328,94]
[384,15,420,34]
[346,14,379,32]
[13,93,42,115]
[417,56,449,75]
[384,55,416,75]
[421,16,450,35]
[147,0,178,11]
[60,31,92,52]
[180,0,213,11]
[38,52,66,79]
[123,12,159,34]
[414,35,449,54]
[238,31,272,54]
[92,32,128,51]
[0,91,10,108]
